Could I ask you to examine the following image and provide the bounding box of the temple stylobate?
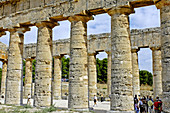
[0,0,169,112]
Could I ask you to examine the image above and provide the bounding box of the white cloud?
[138,48,153,73]
[130,5,160,29]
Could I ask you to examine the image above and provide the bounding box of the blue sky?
[0,5,160,73]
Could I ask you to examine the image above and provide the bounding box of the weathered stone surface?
[24,58,33,99]
[0,61,7,102]
[0,0,156,29]
[131,49,140,97]
[34,23,54,107]
[108,9,133,111]
[151,48,162,99]
[23,28,161,60]
[68,15,92,109]
[106,51,111,96]
[157,1,170,112]
[5,30,24,105]
[88,53,97,100]
[52,56,62,100]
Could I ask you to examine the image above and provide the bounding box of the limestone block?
[109,11,133,111]
[53,57,62,100]
[5,31,24,105]
[0,61,7,102]
[34,23,53,107]
[131,50,140,96]
[68,16,91,109]
[24,59,33,99]
[88,54,97,100]
[30,0,44,8]
[159,3,170,112]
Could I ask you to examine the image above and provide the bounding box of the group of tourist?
[134,95,162,113]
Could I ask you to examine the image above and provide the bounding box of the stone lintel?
[35,21,59,29]
[154,0,170,9]
[8,27,30,34]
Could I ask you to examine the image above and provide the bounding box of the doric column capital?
[88,53,97,56]
[68,15,93,22]
[8,27,30,34]
[131,49,139,53]
[107,7,135,16]
[154,0,170,9]
[2,59,7,63]
[53,55,62,59]
[25,58,34,62]
[106,51,111,55]
[35,21,59,29]
[150,47,161,51]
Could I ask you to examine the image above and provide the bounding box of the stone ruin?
[0,0,169,112]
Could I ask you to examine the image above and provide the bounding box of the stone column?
[53,56,62,100]
[151,48,162,99]
[34,22,57,107]
[131,49,140,97]
[0,60,7,101]
[106,51,111,96]
[108,8,134,112]
[68,15,93,109]
[88,53,97,101]
[5,28,28,105]
[156,1,170,112]
[24,58,33,99]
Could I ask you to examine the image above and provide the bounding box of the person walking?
[148,96,153,113]
[154,97,162,113]
[27,94,31,105]
[134,99,140,113]
[93,95,97,107]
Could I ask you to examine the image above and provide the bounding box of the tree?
[61,57,69,79]
[139,70,153,86]
[96,58,107,83]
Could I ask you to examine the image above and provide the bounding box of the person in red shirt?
[154,97,162,113]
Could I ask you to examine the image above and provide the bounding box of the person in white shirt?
[93,95,97,107]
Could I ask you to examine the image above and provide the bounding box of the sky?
[0,5,160,73]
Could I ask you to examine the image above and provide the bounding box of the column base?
[107,111,134,113]
[68,108,89,112]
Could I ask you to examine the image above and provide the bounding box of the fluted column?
[106,51,111,96]
[108,8,134,112]
[151,48,162,99]
[68,15,93,109]
[156,1,170,112]
[5,28,29,105]
[0,60,7,101]
[88,53,97,100]
[131,49,140,97]
[34,22,57,107]
[53,56,62,100]
[24,58,33,99]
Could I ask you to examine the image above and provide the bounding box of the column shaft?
[53,57,62,100]
[68,16,92,109]
[152,49,162,99]
[88,54,97,100]
[34,24,53,107]
[159,2,170,112]
[109,11,133,111]
[131,50,140,97]
[5,31,24,105]
[1,61,7,101]
[24,59,32,99]
[107,52,111,96]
